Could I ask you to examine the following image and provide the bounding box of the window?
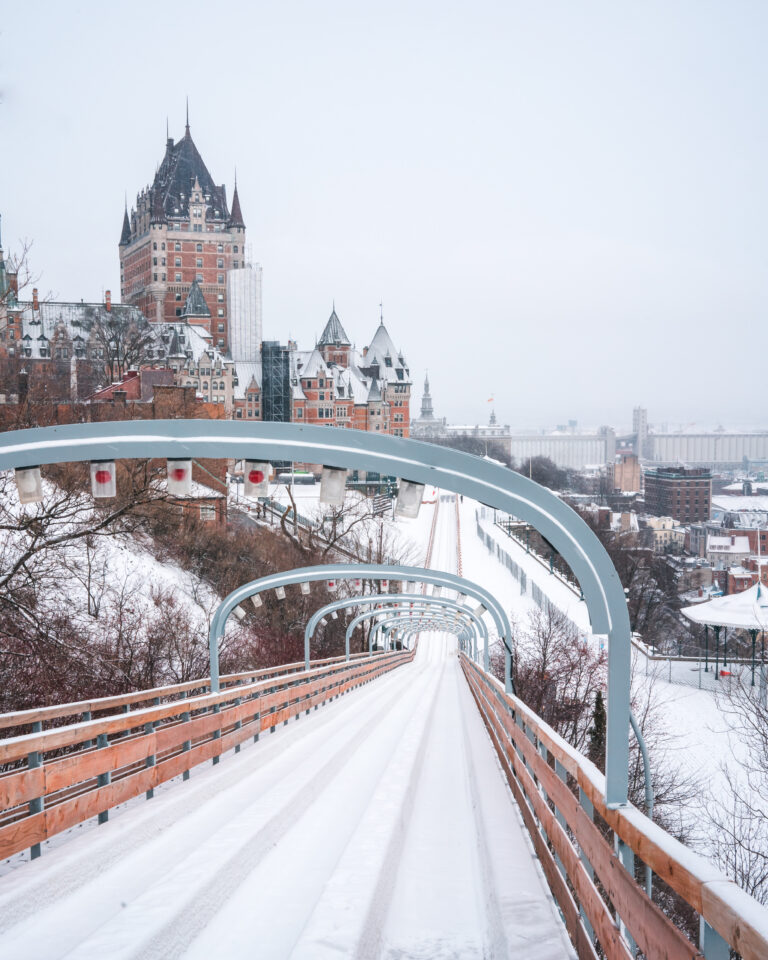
[161,242,165,251]
[153,257,158,266]
[176,273,182,282]
[200,504,216,521]
[234,245,239,253]
[175,257,181,267]
[161,257,166,266]
[217,308,224,317]
[319,392,325,401]
[175,242,181,251]
[153,273,158,281]
[217,293,224,301]
[217,258,224,268]
[153,242,157,251]
[196,243,203,252]
[196,258,203,268]
[217,243,223,253]
[217,274,224,284]
[217,323,224,332]
[233,261,239,268]
[236,410,243,418]
[296,409,303,418]
[202,381,209,390]
[217,338,225,346]
[219,381,225,390]
[162,273,166,281]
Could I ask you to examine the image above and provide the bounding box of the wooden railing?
[0,650,373,735]
[0,649,413,861]
[461,653,768,960]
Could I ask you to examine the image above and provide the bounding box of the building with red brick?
[644,467,712,523]
[119,116,258,358]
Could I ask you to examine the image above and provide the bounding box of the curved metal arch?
[210,564,511,683]
[372,611,468,643]
[0,421,631,803]
[343,600,482,658]
[304,593,488,663]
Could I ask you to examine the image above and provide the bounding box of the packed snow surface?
[0,637,573,959]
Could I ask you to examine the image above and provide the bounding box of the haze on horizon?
[1,0,765,433]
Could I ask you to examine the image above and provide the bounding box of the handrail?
[460,653,768,960]
[0,650,372,733]
[0,649,414,861]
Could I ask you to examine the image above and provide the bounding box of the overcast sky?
[1,1,766,432]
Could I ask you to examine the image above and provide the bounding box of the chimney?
[731,535,736,546]
[105,290,112,312]
[32,288,39,311]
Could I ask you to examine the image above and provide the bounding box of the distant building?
[119,116,256,359]
[706,534,751,568]
[642,515,685,553]
[610,452,641,493]
[644,466,712,523]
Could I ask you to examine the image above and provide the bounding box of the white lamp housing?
[300,581,310,595]
[353,578,362,590]
[319,466,347,506]
[456,593,466,605]
[331,610,339,620]
[244,461,270,499]
[90,461,116,499]
[474,603,487,617]
[251,594,263,609]
[14,466,43,504]
[394,479,424,519]
[381,579,389,591]
[327,579,337,590]
[233,605,247,621]
[432,585,442,597]
[275,586,286,600]
[167,459,192,497]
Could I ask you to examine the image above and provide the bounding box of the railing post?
[97,732,111,822]
[578,787,596,942]
[615,833,636,953]
[28,721,43,860]
[212,702,222,764]
[699,917,729,959]
[82,711,92,749]
[144,720,155,800]
[234,696,242,753]
[181,706,191,781]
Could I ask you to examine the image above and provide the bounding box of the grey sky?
[1,1,766,432]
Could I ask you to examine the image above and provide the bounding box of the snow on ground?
[0,638,573,960]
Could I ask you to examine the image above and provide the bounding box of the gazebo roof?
[681,582,768,630]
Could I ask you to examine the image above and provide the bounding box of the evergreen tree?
[587,689,606,770]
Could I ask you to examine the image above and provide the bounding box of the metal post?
[714,625,721,680]
[144,721,155,800]
[704,623,709,671]
[28,721,43,860]
[751,629,757,687]
[699,917,729,960]
[97,732,111,821]
[723,626,728,667]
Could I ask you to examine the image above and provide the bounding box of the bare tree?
[91,307,157,382]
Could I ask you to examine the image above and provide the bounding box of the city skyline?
[1,1,766,429]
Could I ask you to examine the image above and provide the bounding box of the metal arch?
[376,612,470,650]
[210,564,511,685]
[343,601,482,658]
[0,420,632,804]
[304,593,488,663]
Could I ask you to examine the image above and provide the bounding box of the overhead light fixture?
[320,466,347,506]
[167,459,192,497]
[457,593,466,605]
[327,579,337,590]
[474,603,487,617]
[432,585,442,597]
[90,461,116,498]
[275,586,286,600]
[251,594,263,609]
[233,605,246,621]
[381,579,389,591]
[394,479,424,519]
[331,610,339,620]
[15,466,43,504]
[300,581,310,595]
[244,461,270,499]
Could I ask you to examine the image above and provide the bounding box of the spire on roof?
[228,182,245,229]
[120,204,131,245]
[181,278,211,318]
[185,97,190,137]
[318,307,351,346]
